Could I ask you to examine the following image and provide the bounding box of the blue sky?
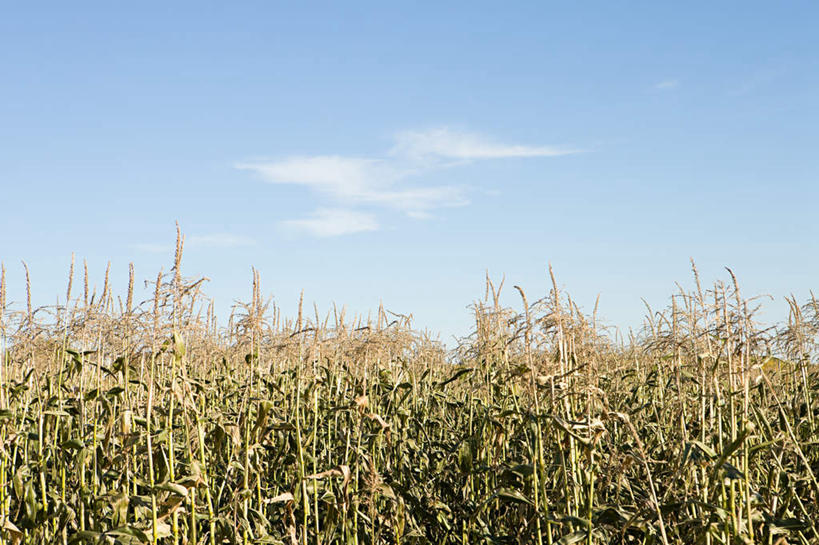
[1,2,817,342]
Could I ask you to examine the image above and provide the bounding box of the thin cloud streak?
[281,208,379,237]
[391,128,580,160]
[236,156,394,197]
[655,79,680,90]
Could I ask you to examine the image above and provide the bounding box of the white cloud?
[391,127,579,160]
[236,156,395,198]
[361,185,469,211]
[238,126,577,236]
[281,208,379,237]
[237,156,466,215]
[655,79,679,90]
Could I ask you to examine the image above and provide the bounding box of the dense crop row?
[1,242,818,544]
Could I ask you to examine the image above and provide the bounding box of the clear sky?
[1,2,817,342]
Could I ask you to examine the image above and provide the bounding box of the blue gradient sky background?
[1,2,817,342]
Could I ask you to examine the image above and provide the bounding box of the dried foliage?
[0,250,818,544]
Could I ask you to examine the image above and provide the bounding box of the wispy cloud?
[237,155,466,215]
[281,208,379,237]
[654,79,679,90]
[134,233,255,253]
[237,156,394,198]
[391,128,579,160]
[239,127,579,236]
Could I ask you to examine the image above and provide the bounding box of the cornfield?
[1,237,818,544]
